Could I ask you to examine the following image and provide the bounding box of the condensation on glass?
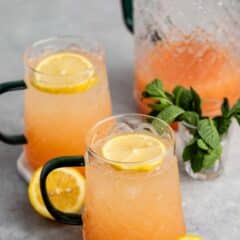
[132,0,240,116]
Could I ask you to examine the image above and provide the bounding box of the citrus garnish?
[32,52,97,93]
[178,234,204,240]
[28,167,85,220]
[101,133,166,171]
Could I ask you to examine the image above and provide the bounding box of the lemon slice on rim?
[32,52,97,93]
[101,133,166,171]
[28,167,85,220]
[178,235,204,240]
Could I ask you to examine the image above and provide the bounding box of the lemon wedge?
[101,133,166,171]
[28,167,85,220]
[178,234,204,240]
[32,52,97,93]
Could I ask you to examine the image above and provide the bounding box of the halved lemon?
[32,52,98,93]
[101,133,166,171]
[28,167,85,220]
[178,235,204,240]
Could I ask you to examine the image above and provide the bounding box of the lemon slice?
[28,167,85,220]
[101,133,166,171]
[32,52,97,93]
[178,235,204,240]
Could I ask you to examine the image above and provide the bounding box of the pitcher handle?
[40,156,85,225]
[121,0,134,33]
[0,80,27,145]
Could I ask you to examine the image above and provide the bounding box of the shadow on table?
[7,193,83,239]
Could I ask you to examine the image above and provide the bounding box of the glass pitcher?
[121,0,240,117]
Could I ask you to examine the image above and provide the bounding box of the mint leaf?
[157,97,172,105]
[147,96,168,101]
[197,119,220,149]
[191,149,204,173]
[151,116,175,134]
[213,98,233,136]
[142,79,166,98]
[175,88,193,111]
[183,138,197,161]
[173,86,185,103]
[228,99,240,117]
[203,144,222,169]
[157,105,184,123]
[183,135,220,172]
[228,99,240,126]
[149,101,171,112]
[148,96,172,113]
[190,88,202,115]
[221,98,230,116]
[197,139,209,151]
[213,116,231,136]
[178,111,199,126]
[173,86,202,115]
[165,92,174,102]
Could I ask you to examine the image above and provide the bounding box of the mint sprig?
[182,119,221,172]
[198,119,220,149]
[142,79,240,173]
[213,98,240,136]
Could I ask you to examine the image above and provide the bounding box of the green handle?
[121,0,134,33]
[121,0,162,42]
[0,80,27,145]
[40,156,85,225]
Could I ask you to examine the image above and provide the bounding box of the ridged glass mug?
[40,114,186,240]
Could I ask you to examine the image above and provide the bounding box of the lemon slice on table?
[32,52,97,93]
[28,167,85,220]
[178,235,204,240]
[101,133,166,171]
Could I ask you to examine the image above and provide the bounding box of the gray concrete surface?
[0,1,239,239]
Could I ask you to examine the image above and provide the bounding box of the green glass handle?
[0,80,27,145]
[121,0,134,33]
[121,0,162,42]
[40,156,85,225]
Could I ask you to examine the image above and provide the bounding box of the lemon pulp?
[31,52,97,93]
[101,133,167,171]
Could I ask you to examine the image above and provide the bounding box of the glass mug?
[0,36,112,173]
[40,114,186,240]
[121,0,240,116]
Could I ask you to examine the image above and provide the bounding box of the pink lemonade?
[84,153,185,240]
